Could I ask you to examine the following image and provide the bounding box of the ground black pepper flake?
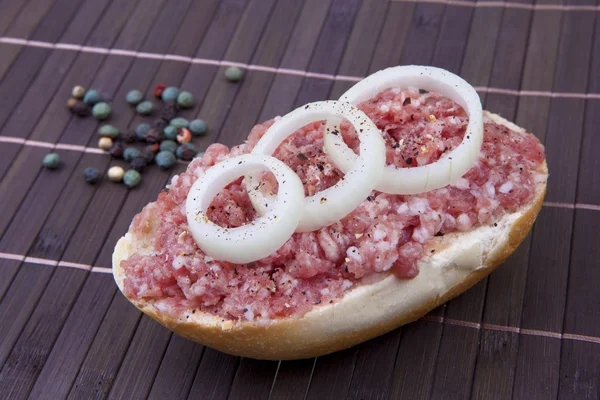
[403,97,411,106]
[406,157,413,165]
[297,153,308,161]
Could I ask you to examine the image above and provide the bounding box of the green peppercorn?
[189,119,208,136]
[163,125,178,140]
[160,140,178,153]
[83,167,101,184]
[161,86,180,102]
[126,90,143,105]
[92,102,111,120]
[123,169,141,188]
[42,153,61,169]
[72,85,86,99]
[123,147,141,161]
[83,89,102,105]
[176,143,197,161]
[177,91,194,108]
[136,123,151,140]
[98,124,119,139]
[155,151,176,169]
[130,157,147,172]
[225,66,244,82]
[170,117,189,129]
[136,100,153,115]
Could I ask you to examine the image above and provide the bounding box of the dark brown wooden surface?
[0,0,598,398]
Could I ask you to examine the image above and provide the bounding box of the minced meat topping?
[121,87,545,320]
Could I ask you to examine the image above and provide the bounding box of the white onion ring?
[323,65,484,194]
[247,101,386,232]
[186,154,305,264]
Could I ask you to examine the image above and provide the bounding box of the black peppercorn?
[176,143,197,161]
[83,167,101,184]
[130,157,147,172]
[108,142,124,158]
[72,101,90,117]
[152,118,167,131]
[145,128,161,144]
[142,145,157,163]
[160,101,178,121]
[122,130,137,143]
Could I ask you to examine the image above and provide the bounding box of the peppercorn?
[224,66,244,82]
[163,125,178,140]
[176,127,192,144]
[108,166,124,182]
[160,101,178,121]
[72,101,90,117]
[83,89,102,105]
[123,169,141,188]
[177,91,194,108]
[170,117,189,129]
[67,98,78,110]
[160,140,178,153]
[98,137,113,151]
[122,130,137,143]
[154,84,166,98]
[109,142,125,158]
[123,147,141,161]
[145,128,162,144]
[83,167,101,184]
[42,153,61,169]
[176,143,197,161]
[155,151,176,169]
[152,118,167,131]
[136,100,153,115]
[161,86,180,102]
[195,151,205,159]
[136,123,151,141]
[189,119,208,136]
[130,156,147,172]
[72,85,86,99]
[92,102,111,120]
[142,146,157,163]
[126,90,143,105]
[98,125,119,139]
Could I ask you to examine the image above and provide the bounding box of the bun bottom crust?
[113,112,547,360]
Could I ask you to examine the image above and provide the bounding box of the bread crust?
[112,112,547,360]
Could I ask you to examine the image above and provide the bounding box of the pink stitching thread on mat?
[0,251,597,344]
[2,37,600,99]
[391,0,600,11]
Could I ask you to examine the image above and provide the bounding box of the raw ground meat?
[122,87,545,321]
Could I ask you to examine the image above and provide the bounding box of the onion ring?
[324,65,484,194]
[186,154,305,264]
[247,101,386,232]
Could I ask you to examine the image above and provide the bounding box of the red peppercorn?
[154,84,166,98]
